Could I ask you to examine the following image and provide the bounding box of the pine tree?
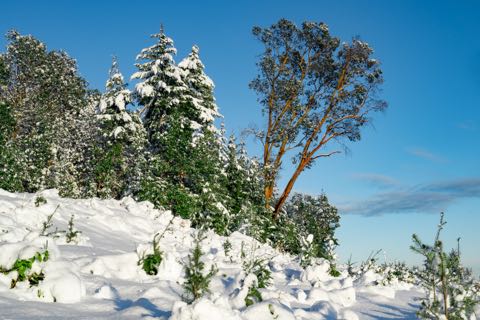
[131,26,189,149]
[223,135,247,218]
[132,27,195,214]
[221,135,267,235]
[94,57,146,199]
[182,231,217,303]
[190,127,230,235]
[411,213,479,320]
[178,45,220,134]
[133,29,227,231]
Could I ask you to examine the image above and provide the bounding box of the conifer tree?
[131,26,189,149]
[133,29,226,231]
[94,57,146,199]
[178,46,228,232]
[132,27,194,214]
[178,45,220,133]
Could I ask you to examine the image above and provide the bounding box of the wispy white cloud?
[406,147,448,163]
[351,173,400,189]
[340,178,480,216]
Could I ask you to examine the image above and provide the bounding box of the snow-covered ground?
[0,189,424,319]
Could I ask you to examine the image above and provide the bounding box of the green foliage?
[0,101,15,145]
[93,143,126,199]
[236,193,340,270]
[242,251,272,289]
[411,213,479,320]
[138,218,173,276]
[65,215,81,243]
[35,196,47,207]
[245,285,263,307]
[0,54,8,85]
[92,57,147,199]
[163,184,198,220]
[182,232,218,303]
[223,239,232,257]
[142,252,162,276]
[1,250,49,289]
[241,250,272,307]
[329,264,341,277]
[377,262,416,285]
[284,193,340,260]
[0,31,92,195]
[139,232,163,276]
[0,102,23,192]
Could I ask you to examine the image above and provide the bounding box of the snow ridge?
[0,189,422,319]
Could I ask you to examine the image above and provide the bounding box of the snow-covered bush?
[241,250,272,306]
[377,261,417,286]
[412,213,479,319]
[284,193,340,261]
[1,250,49,289]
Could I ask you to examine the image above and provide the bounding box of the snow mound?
[0,189,424,318]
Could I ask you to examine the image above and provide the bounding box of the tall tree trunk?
[273,157,309,218]
[264,184,273,209]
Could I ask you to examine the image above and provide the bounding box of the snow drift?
[0,189,424,319]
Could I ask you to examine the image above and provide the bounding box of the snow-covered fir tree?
[93,57,146,199]
[178,45,221,134]
[131,26,188,149]
[132,27,191,213]
[222,135,267,235]
[133,28,227,233]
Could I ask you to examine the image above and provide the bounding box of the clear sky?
[1,0,479,274]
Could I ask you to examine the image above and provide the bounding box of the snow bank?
[0,189,423,318]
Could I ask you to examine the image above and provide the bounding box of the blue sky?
[1,0,479,273]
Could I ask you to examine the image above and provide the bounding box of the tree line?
[0,19,386,265]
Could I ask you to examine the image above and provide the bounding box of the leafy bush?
[238,193,340,272]
[242,256,272,289]
[245,284,263,307]
[284,193,340,260]
[138,179,198,220]
[142,251,162,276]
[377,261,416,285]
[1,250,49,289]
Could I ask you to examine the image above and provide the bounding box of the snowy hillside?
[0,189,424,319]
